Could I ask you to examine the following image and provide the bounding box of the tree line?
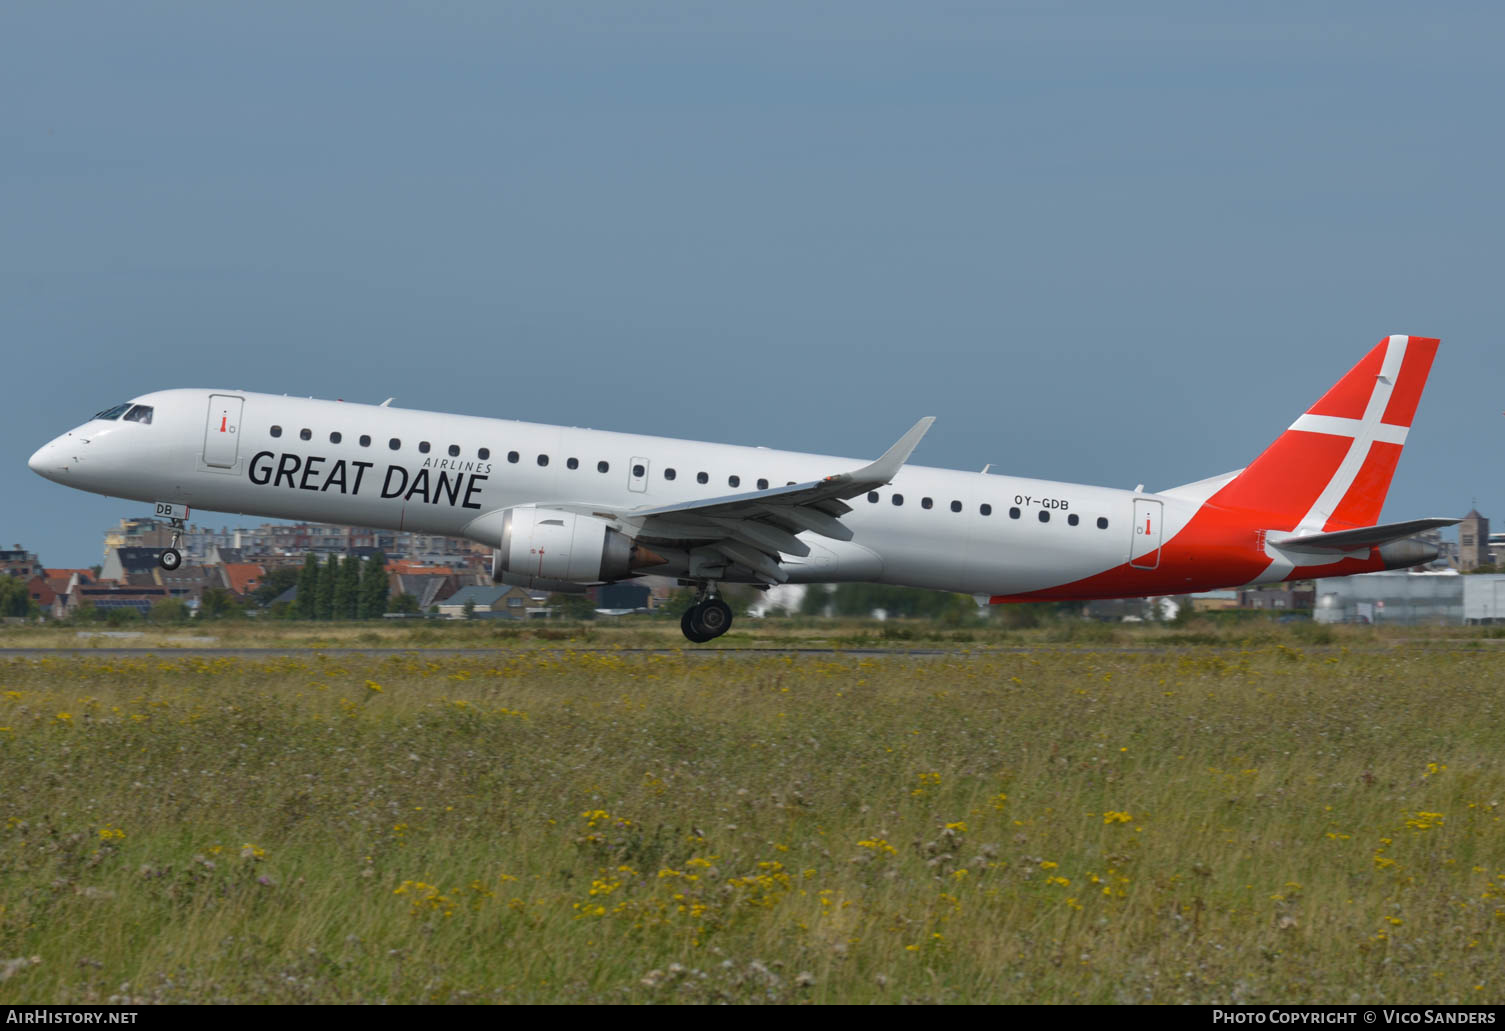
[290,551,399,620]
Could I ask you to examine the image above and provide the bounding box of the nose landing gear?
[680,585,733,643]
[153,502,188,571]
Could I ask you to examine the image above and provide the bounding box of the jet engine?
[488,508,663,589]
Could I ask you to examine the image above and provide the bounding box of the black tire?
[697,597,734,638]
[680,605,714,643]
[159,548,182,571]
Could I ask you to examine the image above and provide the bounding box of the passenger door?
[1130,498,1164,569]
[203,394,244,469]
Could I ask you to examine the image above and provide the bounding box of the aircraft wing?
[1270,517,1460,552]
[616,417,934,583]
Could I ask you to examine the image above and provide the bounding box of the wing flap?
[623,417,934,583]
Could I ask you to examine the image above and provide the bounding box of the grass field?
[2,632,1503,1003]
[4,609,1504,651]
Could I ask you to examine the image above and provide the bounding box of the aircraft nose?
[28,440,66,481]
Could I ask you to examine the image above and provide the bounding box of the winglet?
[852,417,935,486]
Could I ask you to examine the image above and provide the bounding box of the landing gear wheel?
[681,606,714,644]
[679,598,733,643]
[159,548,182,571]
[697,598,734,638]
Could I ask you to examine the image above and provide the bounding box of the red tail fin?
[1207,335,1438,531]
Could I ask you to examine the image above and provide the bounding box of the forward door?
[203,394,244,469]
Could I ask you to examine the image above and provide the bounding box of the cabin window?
[664,468,677,481]
[329,431,342,444]
[507,451,519,463]
[1097,517,1109,529]
[633,463,645,478]
[537,454,549,467]
[868,492,879,503]
[981,503,992,516]
[567,457,579,470]
[270,426,283,438]
[697,471,708,484]
[1038,510,1050,523]
[1068,513,1080,526]
[729,475,741,488]
[123,405,154,424]
[418,441,430,454]
[359,435,371,447]
[1009,507,1020,519]
[299,428,312,441]
[597,461,609,473]
[921,497,933,510]
[757,478,769,490]
[478,447,490,460]
[448,445,460,457]
[892,494,904,506]
[950,500,962,513]
[389,438,401,450]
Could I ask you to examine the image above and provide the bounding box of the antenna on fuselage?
[379,398,395,407]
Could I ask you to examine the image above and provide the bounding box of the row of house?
[4,537,500,619]
[102,517,490,567]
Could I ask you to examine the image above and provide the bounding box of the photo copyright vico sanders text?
[1214,1013,1495,1025]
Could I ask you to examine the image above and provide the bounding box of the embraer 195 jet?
[29,334,1455,641]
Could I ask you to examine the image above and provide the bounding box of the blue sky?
[4,2,1501,567]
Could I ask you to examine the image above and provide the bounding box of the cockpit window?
[122,405,154,425]
[92,403,133,421]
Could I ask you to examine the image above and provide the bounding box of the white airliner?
[29,334,1455,641]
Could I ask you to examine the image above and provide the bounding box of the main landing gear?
[680,585,733,643]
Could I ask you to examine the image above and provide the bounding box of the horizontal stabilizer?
[1271,517,1460,552]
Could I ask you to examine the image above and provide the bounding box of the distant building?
[101,547,169,582]
[1239,586,1315,611]
[219,563,265,597]
[102,517,176,557]
[592,582,652,611]
[25,576,57,611]
[1459,510,1491,571]
[437,585,547,619]
[0,547,43,580]
[1489,531,1505,568]
[1464,575,1505,624]
[1185,590,1240,612]
[43,569,93,598]
[1314,571,1463,625]
[63,583,176,618]
[390,574,455,612]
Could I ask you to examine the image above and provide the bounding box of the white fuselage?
[29,388,1193,597]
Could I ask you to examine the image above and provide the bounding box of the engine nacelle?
[488,508,641,587]
[1377,537,1440,570]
